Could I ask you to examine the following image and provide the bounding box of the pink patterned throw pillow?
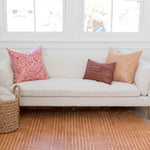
[7,46,49,83]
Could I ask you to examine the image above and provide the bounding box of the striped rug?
[0,107,150,150]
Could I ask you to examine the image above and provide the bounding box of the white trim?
[63,0,66,32]
[81,0,84,32]
[0,40,150,49]
[0,0,3,33]
[141,0,150,40]
[0,32,145,42]
[33,0,36,32]
[2,0,7,32]
[110,0,113,32]
[138,0,144,33]
[0,37,150,43]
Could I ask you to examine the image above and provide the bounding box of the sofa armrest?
[0,60,14,88]
[134,60,150,96]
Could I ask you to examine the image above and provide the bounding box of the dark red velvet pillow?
[83,59,116,85]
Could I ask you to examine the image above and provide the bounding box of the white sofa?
[1,50,150,117]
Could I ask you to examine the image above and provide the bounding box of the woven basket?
[0,85,21,134]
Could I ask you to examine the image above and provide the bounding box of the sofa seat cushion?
[12,78,141,97]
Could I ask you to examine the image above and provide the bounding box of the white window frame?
[0,0,150,42]
[80,0,145,40]
[82,0,142,33]
[0,0,67,40]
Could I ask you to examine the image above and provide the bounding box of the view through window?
[84,0,141,32]
[6,0,63,32]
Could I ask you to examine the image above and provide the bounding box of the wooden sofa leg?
[148,107,150,119]
[72,107,76,112]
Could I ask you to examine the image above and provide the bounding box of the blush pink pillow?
[7,46,49,83]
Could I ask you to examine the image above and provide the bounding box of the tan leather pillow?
[83,59,116,85]
[106,47,142,83]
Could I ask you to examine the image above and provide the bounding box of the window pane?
[112,0,140,32]
[7,0,34,32]
[35,0,63,32]
[84,0,111,32]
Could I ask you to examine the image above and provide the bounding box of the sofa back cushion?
[43,51,107,78]
[0,60,14,88]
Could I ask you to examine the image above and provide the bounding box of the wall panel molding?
[0,41,150,49]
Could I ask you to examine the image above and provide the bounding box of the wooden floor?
[0,107,150,150]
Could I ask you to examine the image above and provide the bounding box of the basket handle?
[12,85,21,99]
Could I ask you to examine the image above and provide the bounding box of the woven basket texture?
[0,85,21,133]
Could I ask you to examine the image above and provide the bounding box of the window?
[0,0,149,41]
[84,0,141,32]
[6,0,63,32]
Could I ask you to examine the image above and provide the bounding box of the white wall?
[0,0,150,61]
[0,41,150,61]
